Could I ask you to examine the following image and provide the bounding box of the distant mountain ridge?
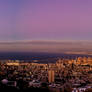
[0,40,92,55]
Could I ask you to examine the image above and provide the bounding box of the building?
[48,70,55,83]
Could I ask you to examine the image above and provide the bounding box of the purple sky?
[0,0,92,41]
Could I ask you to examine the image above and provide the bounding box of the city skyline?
[0,0,92,41]
[1,1,92,91]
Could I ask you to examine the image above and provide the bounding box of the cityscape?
[0,0,92,92]
[0,56,92,92]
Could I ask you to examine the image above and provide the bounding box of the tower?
[48,70,55,83]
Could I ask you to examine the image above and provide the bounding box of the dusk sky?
[0,0,92,41]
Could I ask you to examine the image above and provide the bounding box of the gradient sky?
[0,0,92,41]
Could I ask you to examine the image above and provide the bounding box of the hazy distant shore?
[0,40,92,55]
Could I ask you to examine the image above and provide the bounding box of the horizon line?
[0,39,92,43]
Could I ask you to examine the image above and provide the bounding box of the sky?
[0,0,92,41]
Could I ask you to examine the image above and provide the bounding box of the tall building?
[48,70,55,83]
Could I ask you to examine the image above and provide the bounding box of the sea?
[0,52,92,63]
